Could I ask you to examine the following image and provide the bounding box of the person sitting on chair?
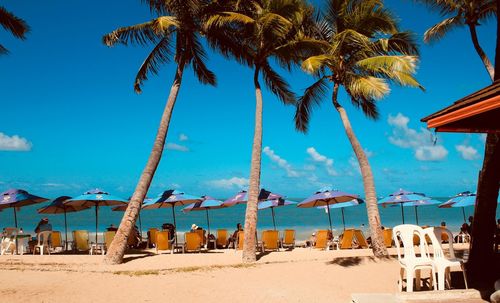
[227,223,243,248]
[29,218,53,252]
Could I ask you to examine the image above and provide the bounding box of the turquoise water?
[1,198,499,241]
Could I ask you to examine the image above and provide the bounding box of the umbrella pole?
[64,209,68,251]
[462,207,466,223]
[206,209,211,236]
[171,206,178,245]
[95,206,99,244]
[400,204,405,224]
[415,206,419,225]
[138,212,143,240]
[341,208,346,231]
[326,203,333,234]
[271,208,276,231]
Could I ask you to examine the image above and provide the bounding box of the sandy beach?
[0,245,476,303]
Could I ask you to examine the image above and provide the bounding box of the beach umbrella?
[0,189,49,228]
[402,199,441,225]
[142,190,202,243]
[182,196,224,235]
[378,189,430,224]
[64,189,128,243]
[439,191,500,222]
[298,188,359,233]
[258,198,296,230]
[38,196,91,250]
[222,188,283,207]
[319,198,364,231]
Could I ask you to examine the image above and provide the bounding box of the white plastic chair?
[424,227,468,290]
[393,224,437,292]
[1,228,18,255]
[33,231,52,255]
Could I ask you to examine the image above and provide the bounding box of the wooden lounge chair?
[216,229,228,248]
[354,229,369,248]
[103,231,116,252]
[148,228,159,248]
[33,231,52,255]
[282,229,295,249]
[155,230,174,254]
[340,229,355,249]
[236,231,245,250]
[194,229,206,248]
[184,232,202,253]
[50,231,64,252]
[383,229,393,248]
[314,230,330,250]
[72,230,90,253]
[261,230,280,252]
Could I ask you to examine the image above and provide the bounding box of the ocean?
[1,197,499,241]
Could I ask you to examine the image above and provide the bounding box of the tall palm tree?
[102,0,217,265]
[294,0,423,257]
[0,6,30,55]
[420,0,496,81]
[205,0,316,263]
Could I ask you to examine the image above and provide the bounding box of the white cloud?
[456,144,479,160]
[306,147,338,176]
[387,113,448,161]
[0,132,32,151]
[179,133,188,141]
[263,146,299,177]
[207,177,249,189]
[166,143,189,152]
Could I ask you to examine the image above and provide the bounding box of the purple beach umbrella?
[378,189,430,224]
[298,188,359,232]
[258,198,296,230]
[182,196,224,235]
[222,189,283,207]
[0,189,49,228]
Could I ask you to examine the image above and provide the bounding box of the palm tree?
[102,0,217,265]
[294,0,423,257]
[0,6,30,55]
[205,0,316,263]
[420,0,496,81]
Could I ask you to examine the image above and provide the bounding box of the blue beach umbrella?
[222,189,283,207]
[402,199,441,225]
[142,190,202,243]
[378,189,430,224]
[65,189,128,243]
[182,196,224,235]
[298,188,359,233]
[0,189,49,228]
[38,196,91,250]
[258,198,296,230]
[439,191,500,222]
[318,198,364,231]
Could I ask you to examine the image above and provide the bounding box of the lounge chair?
[261,230,280,252]
[72,230,90,253]
[383,228,393,248]
[281,229,295,249]
[393,224,436,292]
[236,231,244,250]
[340,229,355,249]
[216,229,228,248]
[148,228,159,248]
[424,227,467,290]
[314,230,330,250]
[194,229,206,248]
[184,232,202,253]
[155,230,174,254]
[0,228,18,255]
[33,231,52,255]
[354,229,369,248]
[50,231,64,252]
[103,231,116,252]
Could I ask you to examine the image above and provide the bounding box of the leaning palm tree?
[0,6,30,55]
[205,0,316,263]
[102,0,217,265]
[419,0,496,81]
[295,0,423,257]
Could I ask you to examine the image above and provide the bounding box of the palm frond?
[294,77,329,132]
[152,16,179,35]
[301,55,331,74]
[103,20,163,47]
[273,38,328,70]
[205,12,255,29]
[0,6,30,39]
[424,16,462,43]
[190,34,217,86]
[375,31,419,56]
[0,43,8,55]
[260,61,296,105]
[356,55,418,75]
[260,12,293,41]
[347,75,389,101]
[134,37,174,93]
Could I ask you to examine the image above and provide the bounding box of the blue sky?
[0,0,496,199]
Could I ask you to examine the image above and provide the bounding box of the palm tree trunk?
[331,83,388,258]
[466,133,500,287]
[104,60,185,265]
[242,66,263,263]
[468,24,495,81]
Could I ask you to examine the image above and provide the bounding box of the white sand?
[0,245,471,303]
